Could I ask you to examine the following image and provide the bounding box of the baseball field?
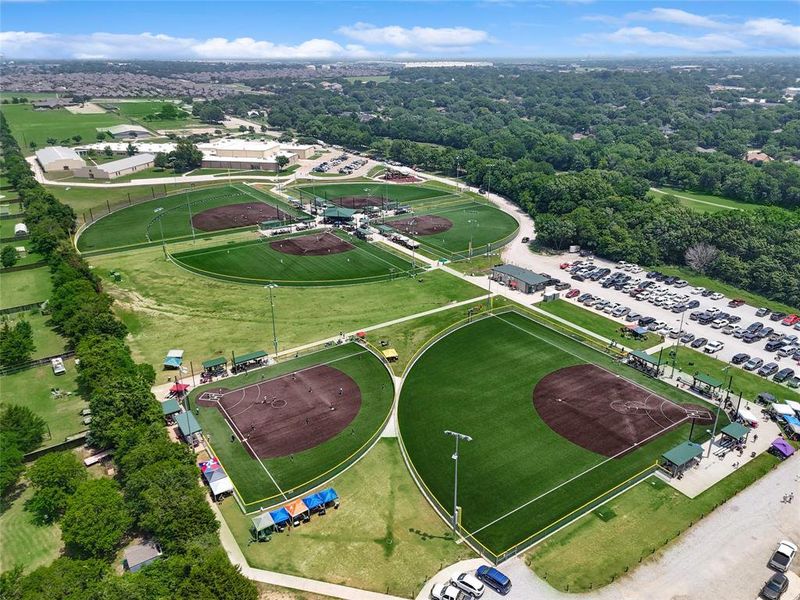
[189,343,394,511]
[398,310,721,558]
[76,183,300,253]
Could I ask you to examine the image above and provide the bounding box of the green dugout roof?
[233,350,267,366]
[693,372,723,388]
[662,441,703,467]
[630,349,660,366]
[175,412,202,437]
[202,356,227,369]
[323,206,357,218]
[720,422,750,439]
[161,398,181,416]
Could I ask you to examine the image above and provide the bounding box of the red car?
[783,314,800,326]
[560,262,571,270]
[566,288,580,298]
[728,299,746,308]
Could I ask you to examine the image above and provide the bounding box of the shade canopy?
[269,507,291,525]
[693,372,723,388]
[773,403,795,417]
[202,356,227,369]
[170,383,190,393]
[302,493,324,511]
[163,356,182,368]
[662,441,703,467]
[318,487,338,504]
[771,438,795,458]
[233,351,267,366]
[161,398,181,416]
[285,499,309,517]
[381,348,398,360]
[175,412,202,437]
[720,422,750,440]
[630,349,660,366]
[251,513,275,532]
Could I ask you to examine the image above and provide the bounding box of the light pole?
[186,183,196,244]
[265,284,278,357]
[154,208,166,259]
[670,310,686,379]
[444,430,472,537]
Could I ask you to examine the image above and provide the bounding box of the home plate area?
[197,364,362,459]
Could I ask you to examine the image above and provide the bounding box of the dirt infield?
[269,231,354,256]
[191,202,291,232]
[329,195,387,209]
[388,215,453,236]
[533,364,713,457]
[197,364,362,458]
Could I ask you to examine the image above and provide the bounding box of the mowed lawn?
[650,187,765,213]
[672,346,800,403]
[220,439,474,598]
[0,485,62,574]
[0,103,126,151]
[538,299,660,350]
[1,358,88,444]
[76,183,294,252]
[398,311,720,556]
[110,100,200,130]
[191,344,393,508]
[87,245,482,371]
[0,267,52,309]
[291,182,448,204]
[4,310,68,359]
[172,230,419,286]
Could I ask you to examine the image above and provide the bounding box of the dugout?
[690,373,723,399]
[202,356,227,378]
[323,206,357,224]
[490,264,554,294]
[660,441,704,478]
[175,411,202,446]
[161,398,180,424]
[627,349,663,377]
[231,350,267,374]
[251,513,275,542]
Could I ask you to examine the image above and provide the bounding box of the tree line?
[0,114,257,599]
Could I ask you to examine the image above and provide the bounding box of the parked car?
[566,288,580,299]
[760,572,789,600]
[758,362,779,377]
[711,319,729,329]
[475,566,511,595]
[782,314,800,326]
[639,316,656,327]
[625,312,641,322]
[554,282,571,291]
[777,345,799,358]
[613,306,630,318]
[451,573,485,598]
[431,583,462,600]
[674,279,688,288]
[680,332,695,344]
[744,357,764,371]
[721,325,736,335]
[521,237,530,244]
[690,337,708,349]
[686,300,700,309]
[710,292,724,300]
[691,286,705,295]
[577,293,592,302]
[704,340,724,354]
[756,307,771,317]
[768,540,798,572]
[774,368,795,383]
[731,353,750,365]
[770,312,788,322]
[788,376,800,389]
[728,299,745,308]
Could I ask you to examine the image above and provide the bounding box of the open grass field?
[398,310,721,558]
[171,229,421,286]
[0,267,52,309]
[4,310,67,359]
[220,439,474,597]
[64,166,178,184]
[76,183,299,252]
[0,485,62,574]
[650,187,767,213]
[1,358,87,444]
[0,103,126,152]
[538,299,660,350]
[651,265,799,314]
[670,346,800,402]
[291,181,449,205]
[190,344,393,509]
[87,245,481,371]
[107,100,200,131]
[526,452,780,592]
[0,241,45,268]
[0,219,23,238]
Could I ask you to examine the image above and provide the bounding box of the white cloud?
[588,27,744,52]
[742,18,800,47]
[0,31,373,60]
[626,8,725,29]
[338,23,489,49]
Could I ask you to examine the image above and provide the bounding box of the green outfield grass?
[87,245,482,371]
[398,310,721,557]
[190,343,393,508]
[76,183,299,252]
[538,299,660,350]
[650,187,766,213]
[670,346,800,402]
[220,439,473,597]
[0,485,62,574]
[290,182,448,204]
[108,100,200,130]
[0,103,126,152]
[0,267,52,309]
[171,229,420,286]
[1,358,87,444]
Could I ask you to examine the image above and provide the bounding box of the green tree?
[275,154,290,174]
[0,404,46,452]
[96,131,107,141]
[1,245,19,268]
[126,143,137,156]
[72,135,82,144]
[0,433,24,497]
[197,104,224,123]
[62,479,131,558]
[26,451,87,523]
[0,320,35,366]
[169,140,202,173]
[158,103,181,120]
[103,145,114,157]
[46,137,57,145]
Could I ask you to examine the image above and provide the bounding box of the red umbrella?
[356,331,366,339]
[170,383,190,393]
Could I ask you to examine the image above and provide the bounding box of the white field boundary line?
[459,313,691,541]
[337,232,417,273]
[650,187,742,211]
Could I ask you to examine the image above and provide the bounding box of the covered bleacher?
[690,372,723,400]
[231,350,267,374]
[627,349,663,377]
[660,441,703,478]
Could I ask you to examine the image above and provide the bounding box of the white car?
[704,340,725,354]
[710,292,724,301]
[451,573,485,598]
[691,287,705,295]
[711,319,729,329]
[431,583,462,600]
[768,540,798,572]
[630,266,642,274]
[668,328,682,339]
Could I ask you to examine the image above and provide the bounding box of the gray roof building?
[491,264,555,293]
[35,146,86,172]
[123,541,162,573]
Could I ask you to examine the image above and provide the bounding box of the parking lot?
[526,253,800,392]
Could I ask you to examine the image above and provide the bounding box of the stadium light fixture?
[265,284,279,357]
[444,430,472,537]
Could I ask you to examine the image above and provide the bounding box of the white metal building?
[100,124,154,139]
[73,153,156,180]
[35,146,87,172]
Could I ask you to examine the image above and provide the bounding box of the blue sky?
[1,1,798,60]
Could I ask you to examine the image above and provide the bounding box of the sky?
[0,1,798,60]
